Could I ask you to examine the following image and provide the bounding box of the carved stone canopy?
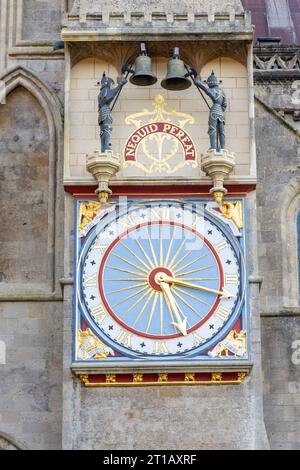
[69,40,248,72]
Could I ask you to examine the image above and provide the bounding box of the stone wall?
[261,316,300,450]
[254,78,300,450]
[0,87,49,286]
[0,301,63,450]
[0,0,65,451]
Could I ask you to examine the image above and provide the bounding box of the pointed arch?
[280,178,300,308]
[1,66,63,129]
[0,66,64,297]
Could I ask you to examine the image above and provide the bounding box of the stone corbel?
[201,148,236,205]
[86,150,121,203]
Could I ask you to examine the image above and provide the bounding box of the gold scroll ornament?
[77,328,114,360]
[220,201,244,230]
[78,201,101,232]
[124,95,197,174]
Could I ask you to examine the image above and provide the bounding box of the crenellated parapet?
[63,0,252,40]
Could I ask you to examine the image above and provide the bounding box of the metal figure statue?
[98,72,128,152]
[194,71,227,150]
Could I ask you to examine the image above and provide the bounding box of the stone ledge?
[63,176,258,186]
[261,309,300,318]
[71,360,253,375]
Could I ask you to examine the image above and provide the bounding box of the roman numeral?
[192,332,205,346]
[151,207,170,221]
[93,240,107,253]
[160,207,170,220]
[84,272,97,288]
[91,304,107,324]
[225,274,239,285]
[215,240,228,252]
[154,341,170,354]
[118,215,135,228]
[116,330,132,348]
[192,216,204,227]
[150,208,160,220]
[215,305,231,321]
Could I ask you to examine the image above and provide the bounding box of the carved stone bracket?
[201,148,236,204]
[86,150,121,203]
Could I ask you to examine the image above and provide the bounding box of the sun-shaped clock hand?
[158,274,235,300]
[159,280,188,336]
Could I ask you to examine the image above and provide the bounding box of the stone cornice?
[62,4,253,41]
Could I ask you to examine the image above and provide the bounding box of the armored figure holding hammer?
[98,72,128,152]
[194,71,227,150]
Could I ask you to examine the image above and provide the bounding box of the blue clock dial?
[79,201,244,357]
[100,222,222,338]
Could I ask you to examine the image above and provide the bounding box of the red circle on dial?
[98,221,224,340]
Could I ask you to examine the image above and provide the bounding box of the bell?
[161,48,192,91]
[130,44,157,87]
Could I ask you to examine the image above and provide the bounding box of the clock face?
[77,200,246,359]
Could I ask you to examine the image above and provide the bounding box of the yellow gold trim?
[211,372,223,382]
[112,285,149,308]
[111,253,149,274]
[158,373,169,383]
[106,265,147,278]
[168,238,186,270]
[160,292,164,335]
[185,373,196,382]
[106,374,116,383]
[173,286,211,307]
[79,374,89,385]
[136,237,156,269]
[131,291,155,325]
[172,289,203,320]
[80,379,246,387]
[78,201,101,232]
[133,373,143,383]
[159,224,163,266]
[238,372,247,382]
[220,201,244,229]
[77,329,111,361]
[171,250,192,271]
[163,225,175,267]
[146,229,159,267]
[174,253,208,275]
[177,265,215,277]
[107,282,147,295]
[119,241,152,270]
[146,292,159,333]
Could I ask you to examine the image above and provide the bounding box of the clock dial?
[78,201,245,358]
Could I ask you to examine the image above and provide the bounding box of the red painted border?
[85,371,242,385]
[65,184,256,197]
[98,221,224,340]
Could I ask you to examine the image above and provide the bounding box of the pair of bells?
[127,46,192,91]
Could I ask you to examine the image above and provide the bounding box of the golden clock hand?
[160,281,188,336]
[159,274,235,300]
